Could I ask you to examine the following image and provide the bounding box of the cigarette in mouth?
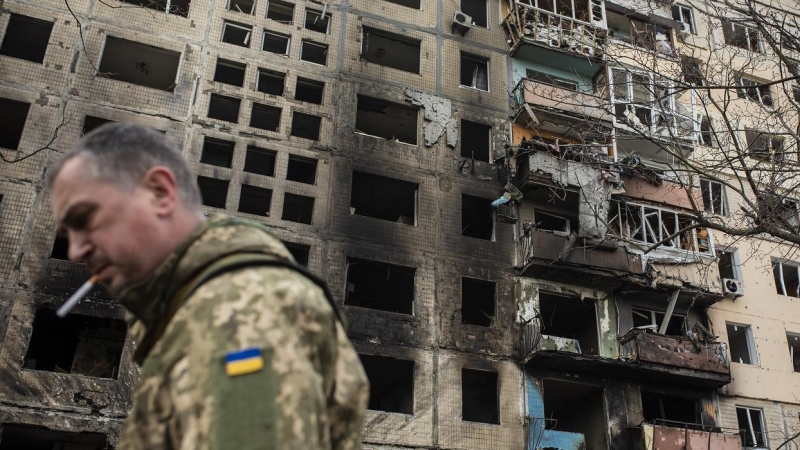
[57,275,99,318]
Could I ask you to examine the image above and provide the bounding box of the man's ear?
[141,166,180,215]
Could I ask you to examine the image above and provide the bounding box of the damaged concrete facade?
[2,0,800,449]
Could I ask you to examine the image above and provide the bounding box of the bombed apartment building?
[2,0,800,448]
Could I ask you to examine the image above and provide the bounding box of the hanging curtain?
[472,64,488,90]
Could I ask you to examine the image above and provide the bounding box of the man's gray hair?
[47,122,202,209]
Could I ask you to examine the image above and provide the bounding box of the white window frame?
[262,30,290,56]
[774,259,800,297]
[745,129,784,161]
[304,9,331,34]
[300,39,328,66]
[222,21,252,47]
[631,307,685,334]
[736,406,768,448]
[728,322,758,365]
[460,53,490,92]
[718,248,743,281]
[517,0,602,25]
[614,202,713,255]
[266,0,295,24]
[737,76,773,106]
[700,179,728,216]
[672,5,695,34]
[610,68,693,134]
[787,332,800,372]
[227,0,255,14]
[724,21,763,53]
[696,114,715,147]
[531,209,570,236]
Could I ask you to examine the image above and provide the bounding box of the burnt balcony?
[503,2,607,68]
[630,423,742,450]
[512,78,613,124]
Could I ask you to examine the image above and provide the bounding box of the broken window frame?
[718,249,742,281]
[611,202,713,255]
[671,4,695,34]
[266,0,295,24]
[788,332,800,372]
[610,68,692,134]
[737,76,773,107]
[696,114,715,147]
[525,68,578,91]
[360,27,422,74]
[119,0,191,17]
[736,406,768,448]
[631,307,685,335]
[700,179,728,216]
[727,322,758,365]
[745,129,784,162]
[262,30,291,56]
[227,0,255,14]
[0,14,54,64]
[516,0,600,24]
[222,21,253,47]
[460,53,490,92]
[300,39,328,65]
[304,9,331,34]
[723,20,763,53]
[773,259,800,297]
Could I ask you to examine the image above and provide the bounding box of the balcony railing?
[513,78,613,123]
[619,329,729,374]
[630,423,742,450]
[503,3,607,59]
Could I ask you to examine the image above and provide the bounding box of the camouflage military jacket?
[116,216,368,450]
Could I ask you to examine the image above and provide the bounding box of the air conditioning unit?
[679,22,692,33]
[452,11,472,36]
[722,278,744,297]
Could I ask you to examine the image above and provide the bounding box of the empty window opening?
[0,98,30,150]
[462,368,499,424]
[208,94,241,123]
[262,30,290,55]
[671,5,695,34]
[461,120,491,162]
[632,307,684,336]
[82,116,114,136]
[737,407,767,448]
[228,0,255,14]
[461,0,488,27]
[738,77,772,106]
[295,78,325,104]
[98,37,180,91]
[50,234,70,260]
[526,69,578,90]
[286,156,318,184]
[0,424,109,450]
[238,184,272,217]
[345,258,415,314]
[214,58,246,87]
[460,53,489,91]
[788,333,800,372]
[723,21,762,52]
[356,95,418,144]
[290,112,322,140]
[681,57,704,85]
[698,116,715,147]
[200,137,235,168]
[542,379,607,449]
[539,293,599,354]
[222,21,252,47]
[250,103,282,131]
[197,176,229,208]
[301,40,328,65]
[462,194,494,240]
[304,9,331,33]
[361,28,421,74]
[642,392,698,425]
[281,193,314,224]
[727,322,756,365]
[350,171,418,225]
[257,69,285,95]
[0,14,53,63]
[718,250,740,281]
[773,260,800,297]
[384,0,421,8]
[461,277,495,327]
[23,309,126,379]
[118,0,190,17]
[746,129,783,161]
[360,354,414,414]
[283,242,310,266]
[243,145,276,176]
[267,1,294,23]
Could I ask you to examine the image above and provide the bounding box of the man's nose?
[67,232,93,264]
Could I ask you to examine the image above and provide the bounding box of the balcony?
[630,423,742,450]
[512,78,613,124]
[503,2,606,71]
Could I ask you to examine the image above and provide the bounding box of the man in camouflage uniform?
[48,123,368,449]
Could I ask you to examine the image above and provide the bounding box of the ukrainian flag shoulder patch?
[224,347,265,377]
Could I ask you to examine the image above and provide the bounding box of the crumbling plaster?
[405,89,458,148]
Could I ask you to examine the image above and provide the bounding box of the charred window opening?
[345,258,415,314]
[119,0,190,16]
[200,137,235,168]
[773,260,800,297]
[461,120,491,162]
[727,322,757,365]
[23,309,126,379]
[359,354,414,414]
[214,58,246,87]
[0,98,30,150]
[641,392,699,425]
[250,103,281,131]
[737,407,767,448]
[632,307,684,335]
[228,0,255,14]
[361,28,421,74]
[301,40,328,65]
[243,145,276,176]
[528,185,579,235]
[98,37,180,91]
[0,424,109,450]
[462,194,494,240]
[0,14,53,64]
[290,112,322,140]
[788,333,800,372]
[350,171,417,225]
[238,184,272,217]
[286,156,318,184]
[208,94,241,123]
[257,69,285,95]
[281,193,314,224]
[283,241,310,266]
[462,368,499,424]
[267,1,294,24]
[304,10,331,34]
[460,53,489,91]
[539,292,599,355]
[461,0,488,27]
[262,30,290,55]
[385,0,421,8]
[222,21,252,47]
[82,116,114,135]
[295,78,324,104]
[356,95,417,144]
[461,277,495,327]
[542,379,606,447]
[50,234,70,260]
[197,176,229,208]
